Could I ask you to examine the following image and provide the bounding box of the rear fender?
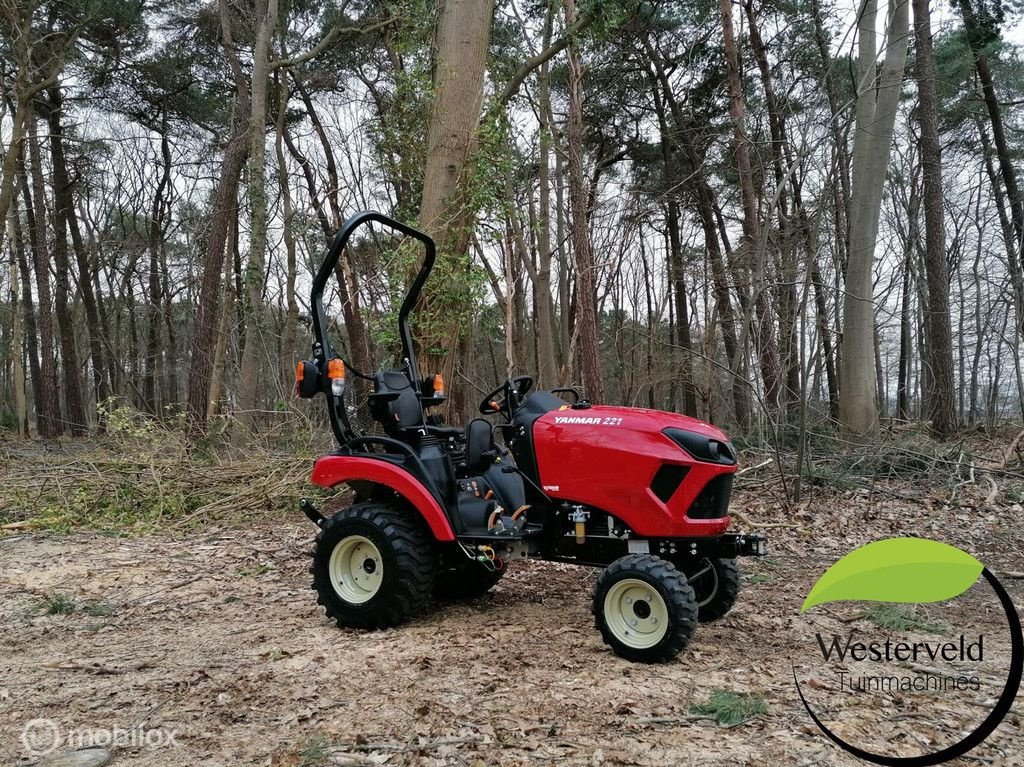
[310,455,456,542]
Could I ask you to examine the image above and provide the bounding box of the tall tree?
[839,0,910,437]
[533,2,559,389]
[563,0,603,402]
[721,0,782,415]
[25,119,63,436]
[417,0,495,391]
[912,0,956,436]
[954,0,1024,336]
[237,0,279,431]
[187,0,253,424]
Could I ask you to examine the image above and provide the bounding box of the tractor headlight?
[663,428,737,466]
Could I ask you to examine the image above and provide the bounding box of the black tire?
[592,554,698,663]
[433,559,507,600]
[311,501,436,629]
[686,557,741,622]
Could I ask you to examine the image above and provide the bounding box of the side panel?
[311,455,456,542]
[531,406,734,537]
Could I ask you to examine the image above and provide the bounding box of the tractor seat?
[369,370,424,432]
[464,418,528,514]
[518,390,567,416]
[465,418,497,473]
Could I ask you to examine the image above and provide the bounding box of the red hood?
[530,403,735,538]
[557,404,731,442]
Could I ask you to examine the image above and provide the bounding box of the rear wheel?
[311,501,436,629]
[592,554,697,663]
[433,559,506,600]
[686,557,740,622]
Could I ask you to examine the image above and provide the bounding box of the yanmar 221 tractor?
[295,212,766,662]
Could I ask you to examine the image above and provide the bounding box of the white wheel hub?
[602,578,669,649]
[328,535,384,604]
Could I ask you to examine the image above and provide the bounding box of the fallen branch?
[637,715,717,725]
[983,474,999,507]
[42,653,166,675]
[737,458,773,475]
[332,735,485,755]
[997,429,1024,470]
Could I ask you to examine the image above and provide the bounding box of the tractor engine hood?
[529,405,737,538]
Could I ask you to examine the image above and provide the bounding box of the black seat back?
[370,370,425,432]
[465,418,496,473]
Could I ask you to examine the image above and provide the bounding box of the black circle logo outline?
[793,567,1022,766]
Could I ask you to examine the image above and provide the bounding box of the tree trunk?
[563,0,603,402]
[207,228,235,421]
[810,255,839,418]
[810,0,852,268]
[417,0,495,391]
[533,4,559,389]
[292,80,372,375]
[956,0,1023,257]
[745,0,802,412]
[6,205,27,435]
[897,240,915,420]
[25,119,63,436]
[912,0,956,437]
[38,115,86,433]
[839,0,910,438]
[0,100,29,258]
[47,86,110,415]
[732,0,786,414]
[666,199,698,416]
[236,0,279,432]
[11,189,43,429]
[274,77,300,389]
[143,117,171,414]
[643,40,750,427]
[187,9,252,425]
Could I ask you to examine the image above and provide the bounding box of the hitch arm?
[299,498,326,528]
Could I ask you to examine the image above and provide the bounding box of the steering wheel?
[479,376,534,419]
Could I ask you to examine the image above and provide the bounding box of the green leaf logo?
[802,537,983,612]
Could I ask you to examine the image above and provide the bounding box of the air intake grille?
[650,464,689,503]
[688,474,734,519]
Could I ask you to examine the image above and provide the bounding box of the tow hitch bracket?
[299,498,326,528]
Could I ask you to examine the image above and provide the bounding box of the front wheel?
[311,501,436,629]
[686,557,740,622]
[592,554,698,663]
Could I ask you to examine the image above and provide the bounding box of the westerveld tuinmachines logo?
[792,538,1022,765]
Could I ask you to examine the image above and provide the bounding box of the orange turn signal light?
[326,358,345,396]
[295,359,320,399]
[433,373,445,397]
[327,358,345,379]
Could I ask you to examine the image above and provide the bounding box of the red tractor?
[296,212,766,662]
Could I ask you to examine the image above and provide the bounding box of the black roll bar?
[311,211,436,385]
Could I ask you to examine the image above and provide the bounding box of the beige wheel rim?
[603,578,669,649]
[328,535,384,604]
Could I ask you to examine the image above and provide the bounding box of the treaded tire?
[687,557,741,622]
[311,501,436,629]
[434,559,506,600]
[592,554,698,663]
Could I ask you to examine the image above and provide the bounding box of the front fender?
[310,455,456,542]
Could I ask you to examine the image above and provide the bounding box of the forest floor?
[0,430,1022,766]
